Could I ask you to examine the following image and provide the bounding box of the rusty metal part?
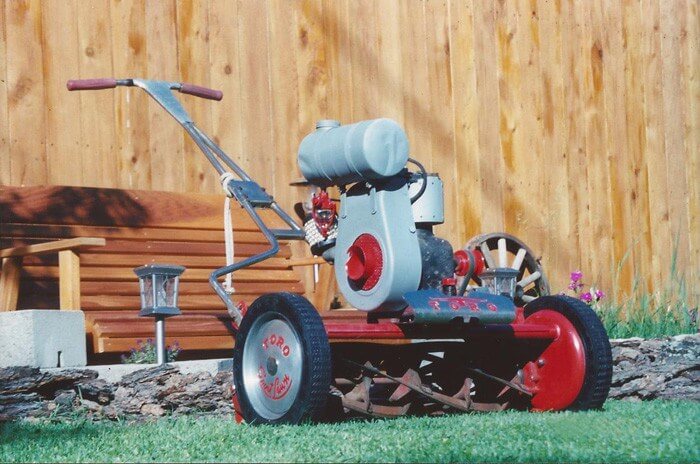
[339,359,514,415]
[340,364,410,418]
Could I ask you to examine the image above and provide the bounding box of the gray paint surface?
[334,176,421,311]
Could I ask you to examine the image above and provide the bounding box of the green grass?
[2,400,699,463]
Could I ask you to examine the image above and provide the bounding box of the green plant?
[121,339,181,364]
[579,244,697,339]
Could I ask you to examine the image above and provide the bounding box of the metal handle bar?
[67,78,223,101]
[67,77,305,327]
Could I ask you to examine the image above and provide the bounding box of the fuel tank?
[298,119,409,188]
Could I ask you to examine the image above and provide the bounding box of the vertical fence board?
[236,1,274,192]
[449,0,481,241]
[660,0,691,282]
[0,3,8,185]
[684,0,700,304]
[110,0,150,190]
[41,0,83,186]
[76,0,116,188]
[177,0,215,194]
[537,0,572,290]
[5,0,47,186]
[472,1,504,232]
[147,0,183,192]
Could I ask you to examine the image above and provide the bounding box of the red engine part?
[346,234,383,291]
[311,190,337,238]
[522,309,586,410]
[454,249,486,277]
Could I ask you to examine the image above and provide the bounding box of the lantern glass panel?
[141,276,154,308]
[153,274,178,308]
[480,268,518,298]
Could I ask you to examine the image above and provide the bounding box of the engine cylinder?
[298,118,410,187]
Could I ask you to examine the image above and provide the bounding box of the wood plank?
[98,335,234,353]
[2,238,293,259]
[93,320,234,338]
[146,0,184,192]
[425,0,456,241]
[236,1,275,190]
[22,266,302,283]
[640,0,669,289]
[0,3,9,186]
[0,257,21,310]
[176,0,217,194]
[110,0,150,190]
[0,185,287,230]
[41,0,83,186]
[76,0,117,188]
[496,1,526,246]
[684,0,700,307]
[537,0,572,291]
[660,0,691,282]
[1,224,269,244]
[562,1,592,279]
[80,294,273,312]
[322,0,353,125]
[5,0,47,186]
[348,0,379,121]
[472,1,504,231]
[585,1,614,285]
[58,249,80,310]
[0,237,105,258]
[23,254,297,270]
[622,0,653,292]
[65,280,304,296]
[600,0,633,296]
[208,0,243,196]
[399,1,431,169]
[448,0,482,240]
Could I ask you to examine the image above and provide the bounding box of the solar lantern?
[134,264,186,365]
[479,267,519,299]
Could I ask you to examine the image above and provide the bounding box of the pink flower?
[580,292,593,303]
[570,271,583,283]
[595,289,605,300]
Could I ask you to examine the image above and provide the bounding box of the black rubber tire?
[233,292,331,424]
[524,295,612,410]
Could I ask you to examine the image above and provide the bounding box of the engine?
[298,119,454,311]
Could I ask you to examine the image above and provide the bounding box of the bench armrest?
[1,237,106,311]
[0,237,106,258]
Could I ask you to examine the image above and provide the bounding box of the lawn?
[1,400,698,463]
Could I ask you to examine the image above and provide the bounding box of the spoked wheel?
[233,292,331,424]
[463,232,549,306]
[523,295,612,411]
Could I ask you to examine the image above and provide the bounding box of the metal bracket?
[227,180,274,207]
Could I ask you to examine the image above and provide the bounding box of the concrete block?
[0,310,86,368]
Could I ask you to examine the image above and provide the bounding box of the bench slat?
[22,254,295,270]
[2,239,293,258]
[22,267,302,282]
[3,223,270,244]
[0,237,106,258]
[0,185,287,230]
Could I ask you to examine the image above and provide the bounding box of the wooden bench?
[0,185,338,361]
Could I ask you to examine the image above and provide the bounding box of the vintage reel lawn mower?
[68,78,613,424]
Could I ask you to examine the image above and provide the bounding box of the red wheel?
[523,295,612,411]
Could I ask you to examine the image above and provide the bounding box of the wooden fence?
[1,0,698,302]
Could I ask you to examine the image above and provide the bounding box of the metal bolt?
[537,358,546,367]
